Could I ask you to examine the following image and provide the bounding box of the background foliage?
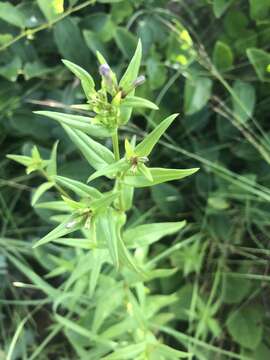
[1,0,270,359]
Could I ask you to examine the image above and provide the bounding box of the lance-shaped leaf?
[90,192,119,212]
[102,342,146,359]
[62,125,114,170]
[124,167,199,188]
[31,182,54,206]
[35,201,70,212]
[47,141,58,177]
[135,114,178,157]
[34,111,111,138]
[138,163,153,182]
[118,236,145,277]
[124,221,186,248]
[119,39,142,91]
[62,59,95,98]
[152,343,191,359]
[87,158,129,182]
[97,209,119,268]
[33,216,81,248]
[6,154,32,167]
[55,175,102,199]
[121,96,158,110]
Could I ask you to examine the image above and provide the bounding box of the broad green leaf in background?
[23,61,53,80]
[213,0,233,18]
[249,0,270,21]
[62,126,114,170]
[222,275,251,304]
[232,80,256,123]
[83,29,109,57]
[224,10,249,38]
[151,183,183,216]
[247,48,270,81]
[146,56,167,90]
[124,221,186,248]
[135,114,178,157]
[35,111,112,138]
[184,77,213,115]
[213,41,234,71]
[0,2,26,28]
[226,305,263,350]
[37,0,64,21]
[53,17,90,68]
[124,167,199,187]
[115,27,138,59]
[0,57,22,82]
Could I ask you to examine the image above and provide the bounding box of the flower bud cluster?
[87,62,145,130]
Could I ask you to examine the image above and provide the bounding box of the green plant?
[7,40,198,358]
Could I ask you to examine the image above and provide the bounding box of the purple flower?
[99,63,111,78]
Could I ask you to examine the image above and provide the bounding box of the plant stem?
[112,130,120,161]
[112,130,125,211]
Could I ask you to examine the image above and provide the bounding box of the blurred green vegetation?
[1,0,270,359]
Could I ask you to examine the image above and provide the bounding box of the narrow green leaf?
[124,167,199,187]
[55,315,115,347]
[62,126,114,170]
[31,182,54,206]
[121,96,158,110]
[138,163,153,182]
[88,159,129,182]
[102,342,146,359]
[7,254,58,298]
[90,192,119,212]
[118,236,144,276]
[135,114,178,157]
[55,175,102,199]
[97,210,119,268]
[6,154,32,167]
[124,221,186,248]
[119,39,142,91]
[53,237,96,249]
[89,249,107,297]
[33,216,81,248]
[47,141,59,177]
[152,343,190,359]
[62,59,95,98]
[35,201,70,212]
[34,111,111,138]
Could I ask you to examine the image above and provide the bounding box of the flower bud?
[99,63,111,78]
[133,75,145,88]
